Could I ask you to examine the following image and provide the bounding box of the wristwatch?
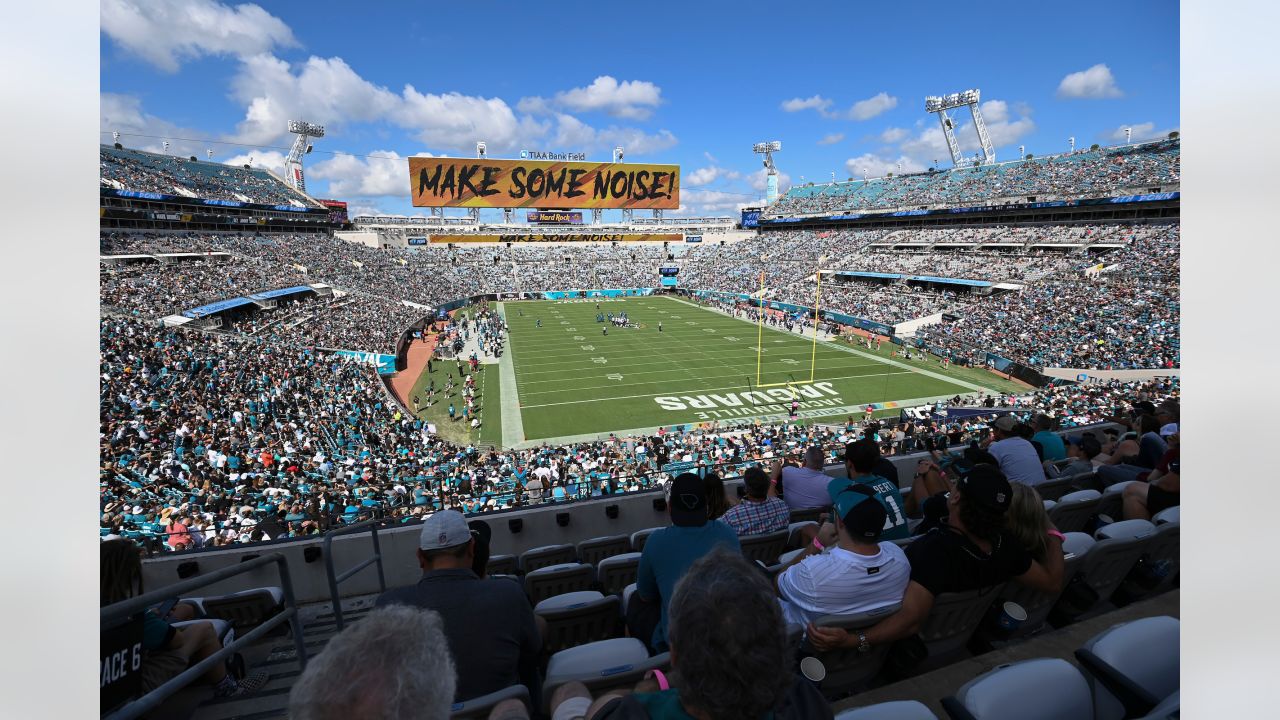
[856,632,871,653]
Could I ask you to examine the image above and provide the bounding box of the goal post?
[754,261,824,388]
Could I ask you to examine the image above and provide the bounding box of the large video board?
[408,157,679,210]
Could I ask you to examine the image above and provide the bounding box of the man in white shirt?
[984,415,1047,486]
[770,446,832,511]
[774,483,911,627]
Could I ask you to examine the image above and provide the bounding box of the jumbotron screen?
[407,157,679,210]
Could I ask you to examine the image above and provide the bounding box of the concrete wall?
[894,312,944,336]
[1041,368,1180,382]
[334,231,380,249]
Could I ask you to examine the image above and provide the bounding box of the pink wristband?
[649,669,670,690]
[812,537,824,551]
[1047,529,1066,542]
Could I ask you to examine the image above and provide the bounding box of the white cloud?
[229,54,402,145]
[307,151,412,197]
[878,127,908,143]
[1102,122,1178,143]
[898,99,1036,163]
[347,202,388,217]
[101,0,297,72]
[549,114,677,156]
[781,95,833,113]
[100,93,207,155]
[396,87,548,153]
[539,76,663,120]
[679,188,757,215]
[222,150,289,177]
[844,153,927,178]
[817,133,845,145]
[1057,63,1123,99]
[849,92,898,121]
[685,164,742,187]
[748,168,792,195]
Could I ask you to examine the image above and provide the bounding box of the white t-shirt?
[776,543,911,627]
[989,437,1048,486]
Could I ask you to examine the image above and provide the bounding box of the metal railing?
[100,552,307,720]
[323,519,387,631]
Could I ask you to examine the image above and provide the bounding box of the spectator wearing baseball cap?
[983,415,1047,487]
[630,473,742,653]
[376,510,542,706]
[774,483,911,626]
[1053,434,1103,478]
[806,464,1063,655]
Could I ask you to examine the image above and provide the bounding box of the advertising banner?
[527,210,584,224]
[741,209,761,228]
[319,199,349,224]
[332,349,398,375]
[429,233,681,244]
[408,157,680,209]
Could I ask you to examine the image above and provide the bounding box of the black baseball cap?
[668,472,708,527]
[956,464,1012,514]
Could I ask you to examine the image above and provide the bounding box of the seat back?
[519,544,576,573]
[1151,506,1180,525]
[1078,533,1152,604]
[524,563,595,604]
[450,684,530,719]
[537,594,622,655]
[542,638,670,714]
[630,527,663,553]
[942,658,1093,720]
[739,528,790,566]
[918,585,1006,663]
[1048,490,1101,533]
[790,507,826,524]
[1002,552,1086,639]
[834,700,938,720]
[1033,476,1077,502]
[576,535,630,567]
[802,603,902,698]
[1077,616,1179,720]
[200,589,283,633]
[486,554,517,577]
[788,521,818,548]
[596,552,642,596]
[1143,521,1180,592]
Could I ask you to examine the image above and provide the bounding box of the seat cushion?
[535,591,605,613]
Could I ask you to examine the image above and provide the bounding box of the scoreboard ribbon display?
[409,157,680,210]
[430,234,682,244]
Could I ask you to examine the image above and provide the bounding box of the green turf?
[406,357,498,446]
[503,296,1013,442]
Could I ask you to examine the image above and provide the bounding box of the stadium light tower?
[285,120,325,193]
[1068,136,1076,153]
[1124,127,1132,144]
[1018,145,1025,159]
[924,89,995,166]
[112,131,120,144]
[753,141,782,204]
[206,149,213,161]
[162,141,170,154]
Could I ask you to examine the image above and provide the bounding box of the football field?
[496,295,1004,446]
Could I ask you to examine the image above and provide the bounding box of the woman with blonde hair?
[1004,483,1064,564]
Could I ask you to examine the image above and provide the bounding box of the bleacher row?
[121,463,1179,720]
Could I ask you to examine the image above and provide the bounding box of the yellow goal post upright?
[755,256,826,389]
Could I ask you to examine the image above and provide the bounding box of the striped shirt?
[776,543,911,627]
[720,497,791,536]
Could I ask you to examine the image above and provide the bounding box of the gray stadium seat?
[185,586,283,632]
[778,547,805,566]
[1042,499,1056,511]
[790,507,826,524]
[519,543,577,573]
[917,585,1006,671]
[524,562,595,604]
[1137,690,1179,720]
[802,602,902,698]
[1095,481,1134,522]
[630,527,663,553]
[836,700,938,720]
[595,552,642,596]
[1047,489,1101,533]
[1002,546,1088,639]
[576,535,630,566]
[1069,520,1155,612]
[1151,506,1179,525]
[172,618,234,646]
[450,683,530,719]
[788,520,819,548]
[739,528,791,565]
[536,592,622,655]
[1075,616,1179,720]
[1032,475,1077,502]
[542,638,669,714]
[940,658,1094,720]
[622,583,637,615]
[486,553,517,576]
[1143,520,1180,593]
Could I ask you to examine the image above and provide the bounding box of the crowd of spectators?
[765,139,1180,218]
[776,279,965,325]
[101,146,320,207]
[100,257,309,318]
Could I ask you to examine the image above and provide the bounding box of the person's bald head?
[804,446,825,470]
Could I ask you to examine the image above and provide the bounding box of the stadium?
[95,10,1184,720]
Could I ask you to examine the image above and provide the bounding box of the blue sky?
[100,0,1179,220]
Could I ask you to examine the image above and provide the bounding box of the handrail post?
[322,519,387,631]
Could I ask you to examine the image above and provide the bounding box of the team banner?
[430,233,682,244]
[408,157,680,209]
